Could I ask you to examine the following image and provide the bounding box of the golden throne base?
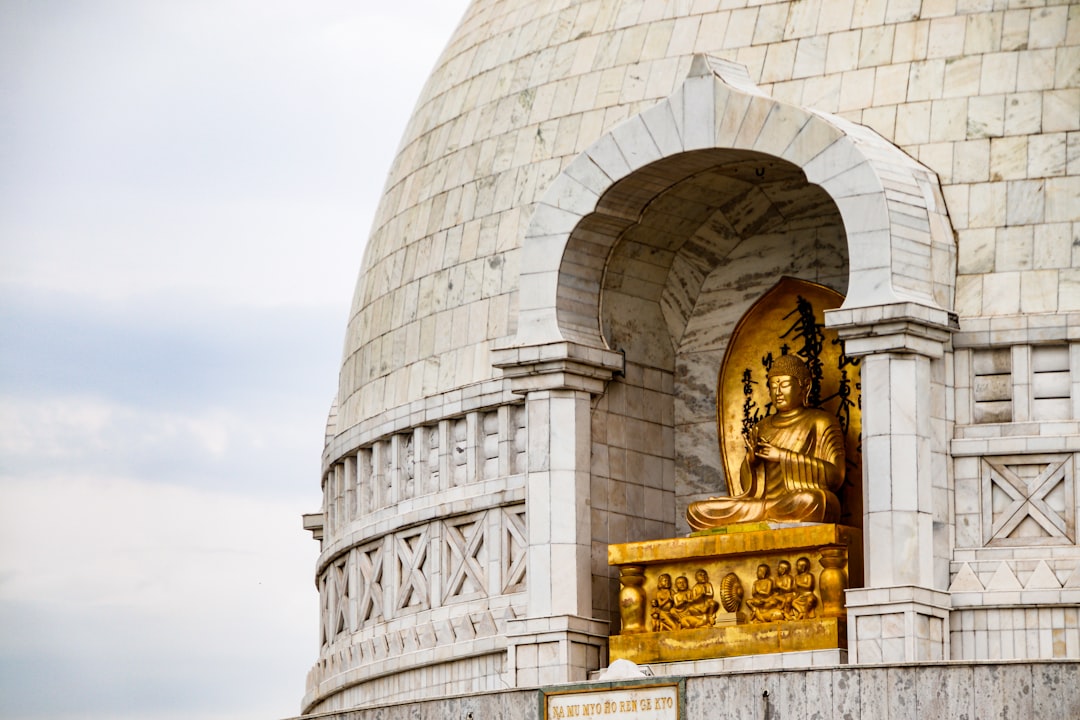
[608,524,861,665]
[609,617,846,663]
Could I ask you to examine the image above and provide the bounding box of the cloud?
[0,1,475,718]
[0,1,467,308]
[0,289,340,496]
[0,473,318,720]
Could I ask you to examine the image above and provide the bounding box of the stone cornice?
[826,302,958,358]
[491,340,624,395]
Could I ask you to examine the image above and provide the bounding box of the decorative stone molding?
[491,340,624,395]
[826,302,958,359]
[305,502,528,712]
[512,53,956,355]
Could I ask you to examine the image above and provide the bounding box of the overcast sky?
[0,2,471,719]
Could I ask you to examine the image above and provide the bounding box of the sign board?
[542,681,682,720]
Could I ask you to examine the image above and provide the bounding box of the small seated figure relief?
[670,574,718,629]
[773,559,796,618]
[790,556,819,620]
[650,573,679,631]
[746,563,786,623]
[689,569,721,625]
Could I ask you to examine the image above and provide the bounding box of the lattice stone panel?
[321,554,352,647]
[357,541,385,626]
[443,512,488,602]
[982,454,1075,546]
[394,527,431,614]
[502,506,527,594]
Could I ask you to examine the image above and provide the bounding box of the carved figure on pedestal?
[791,556,819,619]
[746,563,785,623]
[690,569,721,626]
[774,560,796,618]
[607,281,861,664]
[672,574,715,629]
[687,354,846,530]
[650,573,678,631]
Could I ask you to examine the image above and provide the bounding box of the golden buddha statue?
[687,354,845,530]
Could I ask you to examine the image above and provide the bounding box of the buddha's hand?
[754,438,784,462]
[744,435,759,462]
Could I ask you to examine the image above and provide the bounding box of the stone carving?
[638,558,829,632]
[648,569,724,630]
[322,556,351,646]
[394,528,431,613]
[746,563,785,623]
[357,542,385,625]
[443,514,487,601]
[774,559,796,615]
[650,573,678,631]
[501,506,527,593]
[791,556,818,619]
[719,572,743,613]
[610,526,856,662]
[981,455,1075,546]
[740,558,826,623]
[687,354,846,529]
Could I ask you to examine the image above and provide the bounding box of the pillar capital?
[826,302,957,358]
[492,340,623,395]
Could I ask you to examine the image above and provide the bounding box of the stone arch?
[511,54,956,353]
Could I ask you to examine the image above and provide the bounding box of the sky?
[0,2,472,719]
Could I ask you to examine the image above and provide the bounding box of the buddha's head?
[767,354,812,412]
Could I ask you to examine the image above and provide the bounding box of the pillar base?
[846,586,951,663]
[505,615,609,687]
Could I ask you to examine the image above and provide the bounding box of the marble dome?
[303,0,1080,714]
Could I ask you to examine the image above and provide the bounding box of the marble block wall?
[306,0,1080,711]
[287,661,1080,719]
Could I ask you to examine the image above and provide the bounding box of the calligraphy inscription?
[546,685,678,720]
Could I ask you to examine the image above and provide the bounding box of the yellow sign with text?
[545,684,679,720]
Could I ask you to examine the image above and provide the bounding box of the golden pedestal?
[608,524,861,664]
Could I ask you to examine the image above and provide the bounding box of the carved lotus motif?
[719,572,743,612]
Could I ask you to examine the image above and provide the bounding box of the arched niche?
[492,54,959,648]
[590,148,852,526]
[511,54,955,355]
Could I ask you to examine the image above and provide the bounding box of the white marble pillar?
[524,388,593,618]
[828,302,957,663]
[492,341,623,685]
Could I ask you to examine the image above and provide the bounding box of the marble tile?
[1002,91,1042,136]
[1043,89,1080,133]
[927,16,966,59]
[826,29,862,74]
[908,58,946,100]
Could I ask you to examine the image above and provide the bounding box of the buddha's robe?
[687,408,844,530]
